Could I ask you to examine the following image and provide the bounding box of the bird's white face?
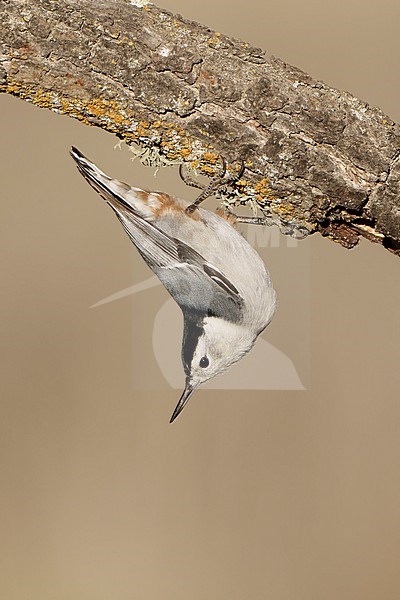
[170,317,257,423]
[188,317,256,388]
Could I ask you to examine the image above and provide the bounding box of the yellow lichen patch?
[7,81,55,110]
[208,35,222,47]
[179,147,192,158]
[227,161,246,175]
[164,149,179,160]
[124,132,139,144]
[6,80,140,137]
[254,178,270,193]
[200,164,218,175]
[137,122,150,136]
[272,201,295,215]
[202,151,219,163]
[235,179,250,188]
[253,177,275,204]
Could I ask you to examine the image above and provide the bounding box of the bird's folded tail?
[70,147,163,221]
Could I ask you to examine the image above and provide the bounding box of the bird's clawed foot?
[180,157,245,214]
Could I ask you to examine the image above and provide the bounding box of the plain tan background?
[1,0,400,598]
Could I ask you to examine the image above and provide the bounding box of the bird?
[70,147,276,422]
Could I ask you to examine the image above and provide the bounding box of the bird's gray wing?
[114,209,244,321]
[70,145,242,319]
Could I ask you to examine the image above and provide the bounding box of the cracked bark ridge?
[1,0,399,254]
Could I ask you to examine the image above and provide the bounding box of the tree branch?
[1,0,400,254]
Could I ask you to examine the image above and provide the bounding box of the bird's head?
[170,316,256,422]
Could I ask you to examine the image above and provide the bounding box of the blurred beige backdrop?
[1,1,399,599]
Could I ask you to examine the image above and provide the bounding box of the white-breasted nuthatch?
[70,147,276,422]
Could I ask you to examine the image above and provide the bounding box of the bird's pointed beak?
[169,381,197,423]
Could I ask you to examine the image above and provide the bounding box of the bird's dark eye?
[199,356,209,368]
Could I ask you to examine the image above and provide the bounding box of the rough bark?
[1,0,400,254]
